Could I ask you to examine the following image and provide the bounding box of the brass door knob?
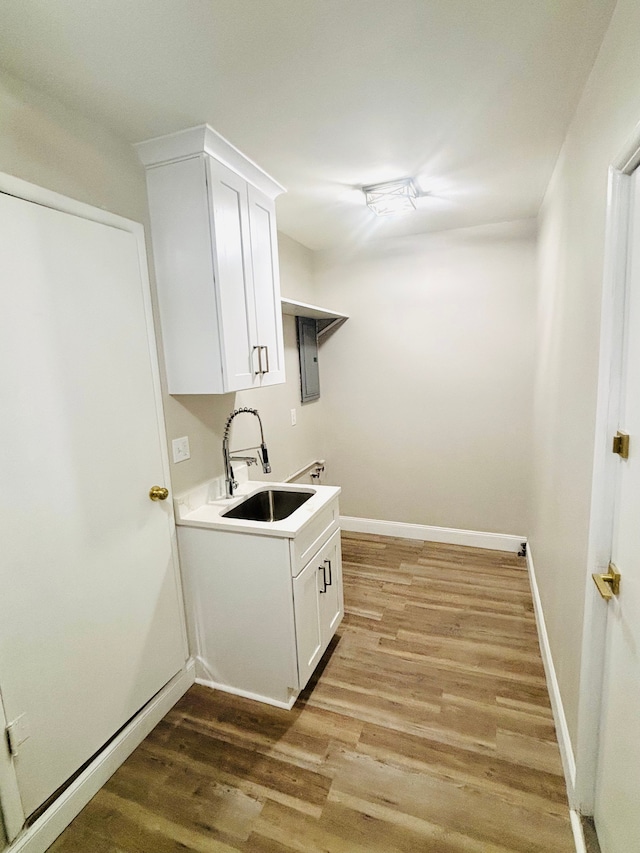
[149,486,169,501]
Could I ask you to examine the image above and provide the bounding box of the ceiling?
[0,0,616,251]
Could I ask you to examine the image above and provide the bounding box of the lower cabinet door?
[293,530,344,690]
[293,557,323,688]
[318,530,344,643]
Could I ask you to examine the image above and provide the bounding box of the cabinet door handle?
[324,558,332,586]
[261,345,270,374]
[253,345,263,376]
[318,565,327,593]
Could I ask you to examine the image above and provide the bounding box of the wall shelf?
[281,297,348,339]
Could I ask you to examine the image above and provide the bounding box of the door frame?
[576,121,640,814]
[0,171,191,848]
[0,687,24,843]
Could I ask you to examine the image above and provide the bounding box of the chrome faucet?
[222,407,271,498]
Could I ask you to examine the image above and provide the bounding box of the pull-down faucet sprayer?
[222,407,271,498]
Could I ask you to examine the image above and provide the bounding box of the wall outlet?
[290,408,297,426]
[172,436,191,463]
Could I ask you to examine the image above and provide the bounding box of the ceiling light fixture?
[362,178,419,216]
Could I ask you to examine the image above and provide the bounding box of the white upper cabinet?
[137,125,286,394]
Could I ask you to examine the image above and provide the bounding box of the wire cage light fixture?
[362,178,419,216]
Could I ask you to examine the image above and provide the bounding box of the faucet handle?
[230,455,258,466]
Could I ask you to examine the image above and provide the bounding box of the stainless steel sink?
[222,489,314,522]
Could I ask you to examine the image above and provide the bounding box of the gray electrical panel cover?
[296,316,320,402]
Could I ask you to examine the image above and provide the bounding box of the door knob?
[592,563,621,600]
[149,486,169,501]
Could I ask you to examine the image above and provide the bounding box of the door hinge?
[592,562,622,601]
[612,431,630,459]
[5,713,30,757]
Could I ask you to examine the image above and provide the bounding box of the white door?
[0,188,187,819]
[593,169,640,850]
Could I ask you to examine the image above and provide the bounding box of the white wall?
[0,64,538,542]
[0,69,325,501]
[533,0,640,751]
[0,72,148,223]
[314,220,536,535]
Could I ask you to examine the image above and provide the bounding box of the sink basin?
[222,489,315,522]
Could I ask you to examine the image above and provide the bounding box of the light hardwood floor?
[49,532,575,852]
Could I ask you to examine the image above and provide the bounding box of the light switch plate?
[291,408,297,426]
[172,436,190,463]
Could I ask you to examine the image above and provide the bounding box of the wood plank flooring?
[48,532,575,852]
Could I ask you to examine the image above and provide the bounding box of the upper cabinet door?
[207,157,259,392]
[138,124,287,395]
[145,156,226,394]
[247,184,285,387]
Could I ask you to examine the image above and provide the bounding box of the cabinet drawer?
[290,497,339,577]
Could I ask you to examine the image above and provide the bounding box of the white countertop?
[173,479,341,539]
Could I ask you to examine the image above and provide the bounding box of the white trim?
[616,117,640,173]
[570,811,588,853]
[575,167,630,813]
[195,677,297,711]
[6,662,195,853]
[526,546,577,806]
[0,690,24,843]
[135,124,285,199]
[0,172,141,232]
[132,182,191,666]
[340,516,525,554]
[576,129,640,814]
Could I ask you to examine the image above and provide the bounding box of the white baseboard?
[8,660,196,853]
[526,546,577,808]
[340,516,525,553]
[570,810,587,853]
[195,677,297,710]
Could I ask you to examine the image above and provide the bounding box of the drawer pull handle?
[324,558,332,586]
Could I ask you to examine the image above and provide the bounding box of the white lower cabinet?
[293,530,343,688]
[176,502,343,708]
